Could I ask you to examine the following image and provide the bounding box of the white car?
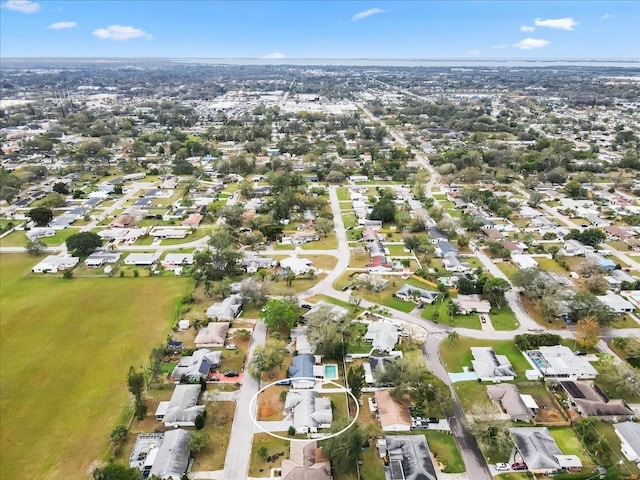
[225,344,238,350]
[495,463,509,471]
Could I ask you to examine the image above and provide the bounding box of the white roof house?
[525,345,598,380]
[363,322,399,353]
[471,347,516,382]
[170,349,221,382]
[280,256,314,275]
[85,251,121,267]
[454,294,491,314]
[285,390,333,434]
[487,384,535,422]
[31,255,79,273]
[205,294,243,320]
[509,427,582,474]
[614,421,640,462]
[597,292,635,313]
[148,429,191,479]
[194,322,230,348]
[155,384,204,428]
[124,252,159,265]
[512,254,539,269]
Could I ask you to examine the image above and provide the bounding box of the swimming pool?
[324,364,338,379]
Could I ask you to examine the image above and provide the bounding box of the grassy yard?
[548,427,595,469]
[301,233,338,250]
[490,306,520,331]
[336,187,351,201]
[423,431,466,473]
[496,261,519,279]
[454,381,497,412]
[331,274,415,313]
[191,401,237,471]
[299,254,338,271]
[535,257,567,274]
[334,442,386,480]
[0,253,191,480]
[249,433,290,477]
[440,336,531,380]
[593,421,640,476]
[422,300,482,330]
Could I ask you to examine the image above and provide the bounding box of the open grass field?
[423,431,465,473]
[0,254,191,480]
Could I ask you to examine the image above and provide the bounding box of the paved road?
[222,321,267,480]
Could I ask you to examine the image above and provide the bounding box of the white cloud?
[534,17,578,31]
[491,44,508,49]
[513,37,550,50]
[467,50,480,56]
[602,13,614,19]
[263,52,285,59]
[93,25,153,41]
[48,21,76,30]
[352,8,385,21]
[1,0,40,13]
[520,25,536,32]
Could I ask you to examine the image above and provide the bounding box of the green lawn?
[440,336,531,380]
[387,244,411,256]
[301,233,338,250]
[249,433,290,477]
[0,254,191,480]
[336,187,351,201]
[0,230,28,247]
[423,431,466,473]
[342,214,358,229]
[490,306,520,331]
[549,427,595,469]
[535,257,566,274]
[332,274,415,313]
[454,381,497,412]
[422,300,482,330]
[334,442,385,480]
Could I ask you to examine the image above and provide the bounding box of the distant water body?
[173,58,640,68]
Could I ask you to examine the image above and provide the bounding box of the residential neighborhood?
[1,53,640,480]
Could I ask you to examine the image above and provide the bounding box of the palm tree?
[447,330,459,346]
[447,300,460,321]
[285,268,296,287]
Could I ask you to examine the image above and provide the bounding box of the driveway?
[254,420,293,433]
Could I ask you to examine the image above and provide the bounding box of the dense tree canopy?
[65,231,103,256]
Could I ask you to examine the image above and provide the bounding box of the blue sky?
[1,1,638,58]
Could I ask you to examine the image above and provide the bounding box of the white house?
[285,390,333,434]
[512,254,539,269]
[205,294,242,321]
[155,384,204,428]
[280,256,314,275]
[471,347,516,382]
[32,255,79,273]
[614,422,640,462]
[525,345,598,380]
[124,253,159,266]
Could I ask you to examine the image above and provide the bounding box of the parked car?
[512,463,527,471]
[480,315,487,323]
[225,344,238,350]
[426,417,439,424]
[495,463,509,471]
[300,303,312,310]
[224,371,239,377]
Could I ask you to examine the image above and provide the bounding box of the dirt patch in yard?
[257,385,287,421]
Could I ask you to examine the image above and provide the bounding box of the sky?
[0,0,639,59]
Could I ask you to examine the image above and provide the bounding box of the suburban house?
[287,354,325,389]
[374,389,412,432]
[129,433,163,475]
[454,294,491,314]
[487,384,537,422]
[85,251,121,268]
[597,292,635,313]
[470,347,516,382]
[280,256,314,275]
[290,327,315,355]
[605,225,633,241]
[482,227,505,241]
[303,303,349,323]
[509,427,582,475]
[366,354,401,385]
[155,384,204,428]
[394,285,439,304]
[355,273,389,292]
[443,255,471,273]
[560,239,593,257]
[559,381,634,420]
[435,241,458,258]
[110,214,137,228]
[614,422,640,463]
[284,390,333,434]
[427,227,448,243]
[280,441,331,480]
[241,254,276,273]
[124,252,159,266]
[585,253,617,271]
[206,294,243,320]
[170,349,221,382]
[512,254,539,270]
[194,321,230,348]
[363,322,399,353]
[148,429,191,479]
[384,435,438,480]
[32,255,79,273]
[525,345,598,380]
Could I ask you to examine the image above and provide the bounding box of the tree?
[239,277,269,308]
[284,268,296,287]
[369,190,397,223]
[109,425,128,454]
[482,277,510,307]
[93,463,142,480]
[248,338,288,379]
[528,191,543,208]
[575,317,600,349]
[486,241,510,258]
[188,430,210,454]
[565,179,586,198]
[28,207,53,226]
[321,420,364,474]
[347,365,365,400]
[447,300,460,320]
[447,330,459,346]
[260,297,299,332]
[66,231,103,256]
[456,235,470,248]
[403,235,421,252]
[315,217,334,238]
[596,355,640,398]
[584,274,608,295]
[512,268,560,300]
[304,308,351,360]
[568,291,615,325]
[52,182,69,194]
[565,228,606,247]
[26,238,46,255]
[127,367,147,420]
